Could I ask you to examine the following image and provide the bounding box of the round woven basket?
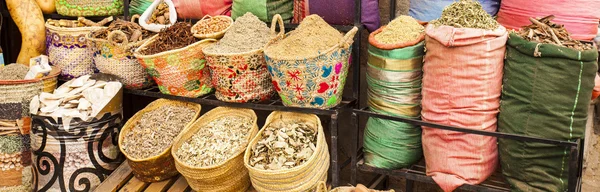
[192,15,233,39]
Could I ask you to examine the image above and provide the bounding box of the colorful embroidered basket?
[263,27,358,109]
[46,22,105,80]
[55,0,124,17]
[87,18,153,90]
[202,15,284,103]
[134,35,216,98]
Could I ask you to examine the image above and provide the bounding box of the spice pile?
[519,15,593,51]
[139,22,198,55]
[47,17,113,28]
[147,1,170,25]
[265,15,342,58]
[0,64,29,80]
[0,135,24,172]
[203,13,272,53]
[374,16,424,44]
[249,121,317,170]
[90,17,153,43]
[121,105,196,159]
[431,0,498,30]
[192,16,232,36]
[176,116,252,167]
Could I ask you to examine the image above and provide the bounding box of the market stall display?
[6,0,46,65]
[191,15,233,39]
[139,0,177,33]
[118,99,201,182]
[55,0,124,17]
[244,111,329,191]
[421,1,507,191]
[498,16,598,192]
[264,15,358,109]
[30,74,124,191]
[172,107,258,192]
[88,16,155,90]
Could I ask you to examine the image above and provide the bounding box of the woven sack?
[46,22,105,80]
[118,99,201,182]
[264,26,358,109]
[203,15,284,103]
[0,66,59,190]
[87,17,153,90]
[172,107,258,192]
[134,36,216,98]
[55,0,124,17]
[244,111,329,191]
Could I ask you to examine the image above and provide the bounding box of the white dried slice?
[69,75,90,88]
[90,81,108,89]
[63,103,78,109]
[77,98,91,110]
[53,86,72,96]
[67,79,96,96]
[82,88,105,105]
[62,94,83,103]
[30,95,40,115]
[40,100,61,113]
[68,99,80,104]
[40,92,61,101]
[103,82,122,99]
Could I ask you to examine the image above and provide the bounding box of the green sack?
[363,42,424,169]
[232,0,293,23]
[498,33,598,192]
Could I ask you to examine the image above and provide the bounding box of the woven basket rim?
[133,34,217,59]
[191,15,233,40]
[172,107,258,170]
[45,22,106,33]
[0,66,60,85]
[118,99,202,162]
[264,26,358,61]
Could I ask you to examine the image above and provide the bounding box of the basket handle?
[131,14,141,23]
[201,15,212,21]
[270,14,285,38]
[108,30,129,47]
[339,26,358,48]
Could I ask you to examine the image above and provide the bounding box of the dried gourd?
[35,0,56,14]
[7,0,46,65]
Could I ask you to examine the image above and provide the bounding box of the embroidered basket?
[87,18,153,90]
[46,22,105,80]
[55,0,124,17]
[263,27,358,109]
[202,15,284,103]
[134,35,216,98]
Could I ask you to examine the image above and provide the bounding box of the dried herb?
[374,15,424,44]
[139,22,198,55]
[249,121,317,170]
[147,1,170,25]
[204,13,272,54]
[0,64,29,80]
[431,0,498,30]
[47,17,113,28]
[90,17,153,43]
[0,135,23,154]
[176,116,252,167]
[518,15,594,51]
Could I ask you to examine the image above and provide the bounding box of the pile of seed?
[139,22,198,55]
[204,13,272,53]
[192,16,232,35]
[519,15,594,51]
[122,105,196,159]
[0,135,23,154]
[265,15,343,58]
[176,116,252,167]
[0,64,29,80]
[249,121,317,170]
[374,15,424,44]
[431,0,498,30]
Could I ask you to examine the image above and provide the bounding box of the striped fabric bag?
[232,0,294,23]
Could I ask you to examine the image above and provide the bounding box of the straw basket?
[87,17,153,90]
[243,111,329,191]
[118,99,201,182]
[46,22,105,80]
[134,36,216,98]
[202,15,284,103]
[55,0,124,17]
[172,107,258,192]
[264,27,358,109]
[192,15,234,40]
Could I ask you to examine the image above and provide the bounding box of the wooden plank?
[95,163,134,192]
[144,176,178,192]
[166,176,188,192]
[119,177,149,192]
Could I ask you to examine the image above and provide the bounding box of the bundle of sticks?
[519,15,593,51]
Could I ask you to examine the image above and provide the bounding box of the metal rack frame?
[348,1,584,191]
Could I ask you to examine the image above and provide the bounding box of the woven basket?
[134,35,216,98]
[192,15,233,40]
[243,111,329,191]
[46,22,105,80]
[118,99,201,182]
[55,0,124,17]
[87,17,153,90]
[172,107,258,192]
[203,15,284,103]
[264,27,358,109]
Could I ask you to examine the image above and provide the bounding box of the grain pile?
[0,64,29,80]
[265,15,343,58]
[203,13,272,53]
[374,16,424,44]
[192,16,232,36]
[431,0,498,30]
[139,22,198,55]
[249,121,317,170]
[176,116,253,167]
[519,15,593,51]
[121,105,196,159]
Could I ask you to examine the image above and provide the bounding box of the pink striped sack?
[421,24,507,192]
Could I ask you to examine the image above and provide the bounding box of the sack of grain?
[244,111,329,191]
[118,99,201,182]
[172,107,258,191]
